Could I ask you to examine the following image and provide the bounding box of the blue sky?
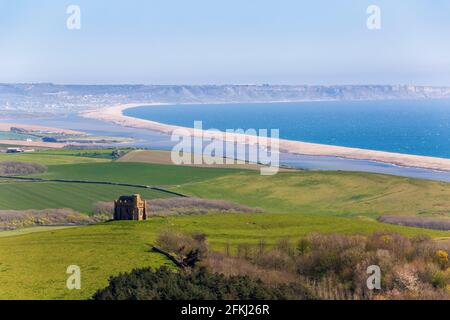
[0,0,450,85]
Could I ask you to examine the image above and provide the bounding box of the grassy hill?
[6,152,448,218]
[5,163,450,218]
[0,148,449,299]
[0,213,448,300]
[178,170,450,218]
[0,149,113,165]
[0,150,243,212]
[29,162,243,186]
[117,149,266,170]
[0,181,172,212]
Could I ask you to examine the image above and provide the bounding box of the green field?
[179,170,450,218]
[0,181,173,212]
[12,158,450,219]
[0,150,112,165]
[0,154,249,213]
[0,226,76,238]
[0,132,39,141]
[0,149,449,299]
[30,162,244,185]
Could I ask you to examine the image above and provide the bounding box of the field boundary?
[0,175,189,198]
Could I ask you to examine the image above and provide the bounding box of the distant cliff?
[1,83,450,114]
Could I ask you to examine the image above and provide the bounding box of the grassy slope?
[178,170,450,218]
[0,222,171,300]
[0,226,76,238]
[0,150,449,299]
[30,162,245,185]
[0,153,241,212]
[0,214,447,300]
[0,150,111,165]
[24,160,450,218]
[0,182,172,212]
[118,149,265,170]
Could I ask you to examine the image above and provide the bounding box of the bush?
[155,231,208,267]
[379,215,450,231]
[150,198,263,215]
[226,232,450,300]
[92,266,308,300]
[111,149,128,159]
[93,231,450,300]
[93,201,114,215]
[0,208,109,230]
[435,250,449,269]
[0,161,47,175]
[93,198,263,216]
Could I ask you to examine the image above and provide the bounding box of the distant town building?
[6,148,25,153]
[114,194,148,221]
[10,127,28,134]
[42,137,58,143]
[5,148,34,153]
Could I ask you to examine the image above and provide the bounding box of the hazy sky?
[0,0,450,85]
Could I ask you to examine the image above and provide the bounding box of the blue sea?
[125,99,450,159]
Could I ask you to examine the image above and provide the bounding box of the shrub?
[94,198,263,216]
[225,232,450,300]
[297,238,311,256]
[108,231,450,300]
[255,249,294,271]
[92,266,308,300]
[379,215,450,231]
[431,269,448,289]
[0,161,47,175]
[155,231,208,266]
[149,198,263,216]
[205,252,299,286]
[0,208,109,230]
[93,201,114,215]
[435,250,449,269]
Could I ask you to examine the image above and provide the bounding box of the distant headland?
[2,83,450,116]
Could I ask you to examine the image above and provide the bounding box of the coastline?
[0,123,85,135]
[81,104,450,173]
[0,140,66,149]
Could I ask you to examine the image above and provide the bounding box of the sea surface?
[125,99,450,159]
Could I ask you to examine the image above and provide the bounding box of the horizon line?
[2,82,450,88]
